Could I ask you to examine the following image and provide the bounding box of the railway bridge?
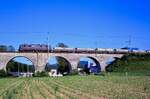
[0,52,124,72]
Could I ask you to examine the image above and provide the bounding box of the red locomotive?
[19,44,50,52]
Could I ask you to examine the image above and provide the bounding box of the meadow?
[0,74,150,99]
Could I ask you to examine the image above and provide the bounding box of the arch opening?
[6,56,35,77]
[45,56,72,76]
[105,57,118,72]
[77,56,101,75]
[106,57,116,65]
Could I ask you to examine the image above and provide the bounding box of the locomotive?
[19,44,49,52]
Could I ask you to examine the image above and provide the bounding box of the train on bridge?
[0,44,148,54]
[17,44,148,54]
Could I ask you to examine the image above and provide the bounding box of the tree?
[0,45,15,52]
[7,46,15,51]
[0,45,7,51]
[0,69,8,77]
[56,43,68,48]
[56,57,70,74]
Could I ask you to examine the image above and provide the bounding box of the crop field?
[0,75,150,99]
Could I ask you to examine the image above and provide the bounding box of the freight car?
[75,48,96,53]
[96,48,115,54]
[115,49,129,54]
[53,47,75,53]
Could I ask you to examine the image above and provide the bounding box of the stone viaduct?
[0,52,124,72]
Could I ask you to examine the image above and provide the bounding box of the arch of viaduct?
[0,52,124,72]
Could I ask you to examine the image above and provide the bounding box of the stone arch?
[45,55,72,74]
[5,56,35,72]
[87,56,101,68]
[97,54,124,71]
[104,56,121,72]
[77,56,101,74]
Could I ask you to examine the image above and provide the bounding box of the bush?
[34,71,49,77]
[0,69,8,77]
[70,69,78,75]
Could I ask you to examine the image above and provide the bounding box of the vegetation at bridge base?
[106,53,150,76]
[56,57,71,75]
[70,69,78,75]
[33,71,49,77]
[0,69,8,77]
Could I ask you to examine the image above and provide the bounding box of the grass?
[0,75,150,99]
[107,54,150,76]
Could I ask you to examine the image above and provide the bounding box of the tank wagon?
[75,48,96,53]
[115,49,129,54]
[96,48,115,54]
[53,47,75,53]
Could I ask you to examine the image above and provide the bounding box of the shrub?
[0,69,8,77]
[34,71,49,77]
[70,69,78,75]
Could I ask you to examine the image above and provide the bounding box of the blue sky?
[0,0,150,50]
[14,57,33,65]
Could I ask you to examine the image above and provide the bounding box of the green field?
[0,75,150,99]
